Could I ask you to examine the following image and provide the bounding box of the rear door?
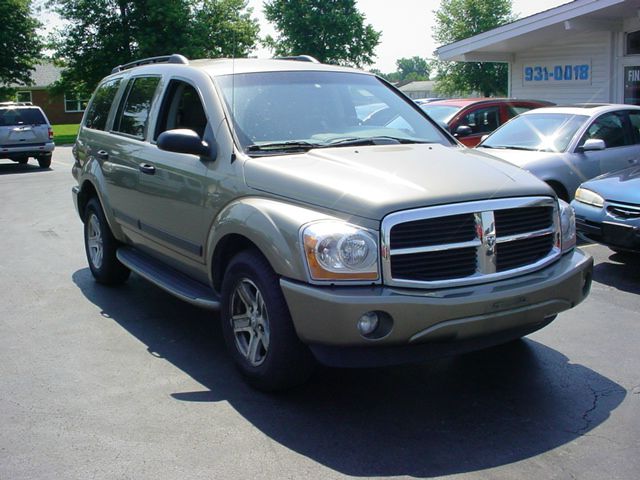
[0,107,49,147]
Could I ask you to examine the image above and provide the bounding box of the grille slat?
[386,201,558,286]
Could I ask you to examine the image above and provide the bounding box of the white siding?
[511,31,613,104]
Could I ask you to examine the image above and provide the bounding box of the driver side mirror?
[578,138,606,152]
[454,125,473,137]
[157,129,216,159]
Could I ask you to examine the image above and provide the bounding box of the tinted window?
[628,111,640,143]
[155,80,207,139]
[84,79,121,131]
[580,112,630,148]
[458,106,500,134]
[0,107,46,126]
[217,71,449,151]
[481,113,587,152]
[114,76,160,139]
[507,105,536,117]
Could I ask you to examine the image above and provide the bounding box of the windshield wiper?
[321,136,427,147]
[480,145,536,151]
[246,141,322,153]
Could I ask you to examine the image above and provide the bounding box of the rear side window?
[507,105,536,117]
[84,79,121,130]
[113,76,160,139]
[0,107,46,126]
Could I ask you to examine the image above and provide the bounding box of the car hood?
[580,165,640,204]
[475,147,563,168]
[243,144,553,220]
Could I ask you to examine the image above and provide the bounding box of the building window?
[626,30,640,55]
[64,94,89,113]
[16,91,32,103]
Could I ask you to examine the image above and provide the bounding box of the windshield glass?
[480,113,588,152]
[216,71,449,153]
[419,104,460,125]
[0,107,46,126]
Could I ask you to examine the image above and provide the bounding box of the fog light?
[357,311,379,336]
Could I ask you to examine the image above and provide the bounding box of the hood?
[581,165,640,204]
[475,147,564,169]
[243,144,553,220]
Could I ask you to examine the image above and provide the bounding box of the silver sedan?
[476,104,640,200]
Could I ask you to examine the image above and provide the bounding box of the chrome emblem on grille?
[475,211,497,274]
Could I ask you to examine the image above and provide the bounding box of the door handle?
[96,150,109,161]
[139,163,156,175]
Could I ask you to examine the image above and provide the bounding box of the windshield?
[0,107,46,126]
[480,113,588,153]
[216,71,449,153]
[419,104,460,125]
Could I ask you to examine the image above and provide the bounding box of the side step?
[116,247,220,310]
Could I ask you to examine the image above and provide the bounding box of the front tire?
[221,250,314,391]
[84,198,130,285]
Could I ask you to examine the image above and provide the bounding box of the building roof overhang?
[436,0,633,62]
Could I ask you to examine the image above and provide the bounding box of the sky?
[39,0,571,73]
[246,0,571,72]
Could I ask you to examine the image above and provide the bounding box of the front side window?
[216,71,449,153]
[113,76,160,139]
[580,112,630,148]
[155,80,207,140]
[457,106,500,134]
[481,113,587,152]
[84,78,122,131]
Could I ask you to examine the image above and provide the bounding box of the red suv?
[420,98,553,147]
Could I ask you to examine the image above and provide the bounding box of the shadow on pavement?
[73,267,625,477]
[0,161,51,174]
[592,251,640,295]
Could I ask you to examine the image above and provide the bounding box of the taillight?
[48,127,54,139]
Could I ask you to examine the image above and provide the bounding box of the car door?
[574,110,640,188]
[131,79,212,265]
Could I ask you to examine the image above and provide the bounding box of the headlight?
[558,199,576,253]
[302,221,379,281]
[574,187,604,207]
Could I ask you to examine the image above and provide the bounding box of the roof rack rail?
[0,101,33,106]
[111,54,189,74]
[275,55,320,63]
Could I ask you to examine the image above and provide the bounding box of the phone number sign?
[523,61,591,85]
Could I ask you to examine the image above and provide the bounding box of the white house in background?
[436,0,640,105]
[398,80,437,99]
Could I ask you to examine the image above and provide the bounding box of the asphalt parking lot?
[1,146,639,479]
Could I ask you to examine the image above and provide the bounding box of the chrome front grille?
[382,197,561,288]
[606,201,640,219]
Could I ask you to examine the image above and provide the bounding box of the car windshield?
[216,71,449,153]
[419,104,461,125]
[480,113,588,153]
[0,107,46,126]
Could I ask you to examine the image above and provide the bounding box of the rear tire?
[17,156,29,164]
[83,197,130,285]
[220,249,315,391]
[38,154,51,168]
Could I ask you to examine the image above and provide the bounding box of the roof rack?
[275,55,320,63]
[0,101,33,106]
[111,54,189,74]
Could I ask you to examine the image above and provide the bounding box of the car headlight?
[574,187,604,207]
[558,199,576,253]
[302,221,379,281]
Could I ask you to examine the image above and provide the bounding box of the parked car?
[72,54,592,391]
[571,165,640,254]
[420,98,552,147]
[0,101,54,168]
[477,104,640,201]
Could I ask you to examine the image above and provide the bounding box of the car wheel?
[37,155,51,169]
[221,249,315,391]
[84,197,130,285]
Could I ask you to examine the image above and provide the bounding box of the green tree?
[51,0,259,96]
[263,0,381,67]
[432,0,515,96]
[0,0,42,87]
[396,56,431,82]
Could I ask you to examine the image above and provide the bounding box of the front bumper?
[572,200,640,252]
[281,249,592,366]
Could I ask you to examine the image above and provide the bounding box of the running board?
[116,247,220,310]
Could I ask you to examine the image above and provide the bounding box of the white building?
[436,0,640,105]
